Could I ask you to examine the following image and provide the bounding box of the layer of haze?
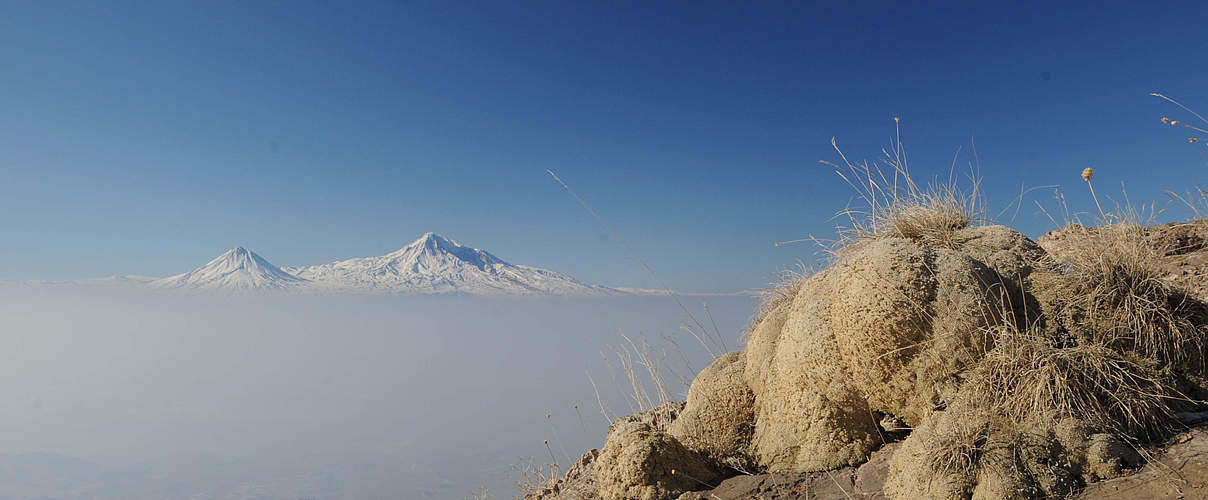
[0,286,755,498]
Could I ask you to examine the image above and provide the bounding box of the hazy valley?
[0,288,755,498]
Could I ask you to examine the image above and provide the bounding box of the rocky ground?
[680,424,1208,499]
[1075,424,1208,499]
[538,423,1208,499]
[676,442,900,499]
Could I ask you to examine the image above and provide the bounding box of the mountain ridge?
[284,232,614,296]
[1,234,673,296]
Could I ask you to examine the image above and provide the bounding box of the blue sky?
[2,1,1207,291]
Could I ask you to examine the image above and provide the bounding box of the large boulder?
[667,351,756,470]
[951,225,1048,284]
[743,229,1026,471]
[829,237,1006,423]
[744,265,882,472]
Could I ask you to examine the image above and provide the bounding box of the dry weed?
[824,119,982,251]
[974,323,1181,441]
[1045,224,1208,373]
[512,457,560,497]
[922,415,991,477]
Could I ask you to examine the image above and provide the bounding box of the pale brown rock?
[595,421,721,500]
[667,351,755,470]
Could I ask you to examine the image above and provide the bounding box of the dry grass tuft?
[512,457,560,497]
[922,414,992,477]
[973,323,1181,441]
[824,120,982,251]
[1046,224,1208,373]
[603,332,674,415]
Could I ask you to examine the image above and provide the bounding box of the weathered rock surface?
[525,449,601,500]
[607,402,684,435]
[595,421,722,500]
[744,228,1029,472]
[1076,426,1208,499]
[667,351,755,470]
[675,442,900,499]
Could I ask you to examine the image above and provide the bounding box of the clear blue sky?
[2,1,1207,291]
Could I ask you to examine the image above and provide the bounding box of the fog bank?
[0,288,756,498]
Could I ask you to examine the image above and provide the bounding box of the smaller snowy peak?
[153,247,306,291]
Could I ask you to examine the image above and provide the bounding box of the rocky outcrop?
[744,227,1030,472]
[533,222,1208,500]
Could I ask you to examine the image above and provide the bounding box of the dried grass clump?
[513,457,561,498]
[917,411,1055,490]
[921,412,992,477]
[825,121,981,251]
[1046,224,1208,373]
[973,324,1180,441]
[844,178,976,250]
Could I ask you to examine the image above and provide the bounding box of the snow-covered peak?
[392,232,458,257]
[152,247,306,291]
[379,232,507,272]
[218,246,253,262]
[288,233,612,296]
[201,247,277,275]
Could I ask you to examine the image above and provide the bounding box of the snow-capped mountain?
[284,232,613,296]
[152,247,307,291]
[6,234,616,295]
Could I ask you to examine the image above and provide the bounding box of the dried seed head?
[1163,117,1172,124]
[1082,167,1094,181]
[1192,138,1200,143]
[1172,120,1181,126]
